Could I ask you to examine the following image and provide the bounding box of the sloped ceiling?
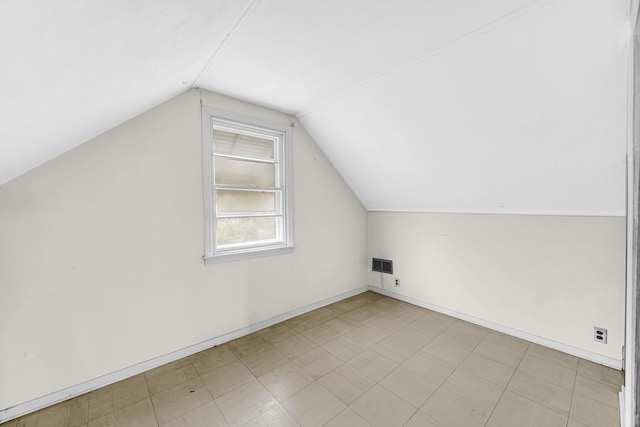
[0,0,631,215]
[0,0,254,185]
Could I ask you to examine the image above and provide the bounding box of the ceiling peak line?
[191,0,263,89]
[295,0,554,119]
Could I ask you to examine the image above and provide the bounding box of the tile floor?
[1,292,624,427]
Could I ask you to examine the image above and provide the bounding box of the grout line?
[142,375,161,427]
[82,395,89,427]
[418,323,489,419]
[482,341,531,426]
[505,381,573,419]
[371,312,466,419]
[195,360,227,427]
[566,386,575,427]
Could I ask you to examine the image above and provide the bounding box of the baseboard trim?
[0,286,369,423]
[369,285,623,370]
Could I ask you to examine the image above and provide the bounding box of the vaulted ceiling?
[0,0,631,215]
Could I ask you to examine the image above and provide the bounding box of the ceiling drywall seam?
[191,0,263,88]
[295,0,553,119]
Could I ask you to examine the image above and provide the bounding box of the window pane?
[216,217,277,246]
[216,190,276,213]
[215,157,276,187]
[213,129,274,160]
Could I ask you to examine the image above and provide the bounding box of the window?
[201,107,294,264]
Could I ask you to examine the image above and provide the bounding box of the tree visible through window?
[202,108,294,263]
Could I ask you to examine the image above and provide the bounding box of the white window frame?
[201,106,294,265]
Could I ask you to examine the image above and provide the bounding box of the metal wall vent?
[372,258,393,274]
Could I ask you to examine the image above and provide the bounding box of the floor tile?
[568,420,590,427]
[285,315,321,333]
[145,359,199,396]
[151,377,212,425]
[318,365,375,405]
[366,315,406,335]
[228,334,273,359]
[200,360,255,399]
[352,292,383,305]
[88,374,149,421]
[407,311,456,334]
[321,335,368,362]
[569,393,621,427]
[526,343,578,370]
[350,385,416,427]
[215,379,278,427]
[483,331,530,353]
[507,371,572,415]
[240,346,289,377]
[577,360,624,387]
[403,410,444,427]
[242,404,299,427]
[282,383,345,426]
[301,323,342,345]
[190,345,237,375]
[447,320,490,340]
[323,317,355,334]
[458,352,514,388]
[421,369,503,427]
[435,328,484,352]
[366,297,402,312]
[258,324,298,344]
[329,299,364,315]
[17,394,88,427]
[87,399,157,427]
[347,350,398,382]
[160,401,227,427]
[323,408,371,427]
[372,327,433,363]
[339,307,379,327]
[573,374,620,409]
[379,352,455,407]
[343,325,389,348]
[303,307,339,324]
[293,347,342,379]
[518,353,576,390]
[486,390,567,427]
[421,334,475,365]
[273,334,318,360]
[258,362,314,402]
[386,306,425,325]
[473,332,529,368]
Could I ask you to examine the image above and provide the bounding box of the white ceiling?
[0,0,254,185]
[0,0,631,215]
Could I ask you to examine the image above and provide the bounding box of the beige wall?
[368,212,626,361]
[0,89,368,410]
[0,87,628,413]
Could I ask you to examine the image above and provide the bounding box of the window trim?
[201,106,294,265]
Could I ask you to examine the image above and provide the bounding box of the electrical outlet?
[394,278,400,287]
[594,327,607,344]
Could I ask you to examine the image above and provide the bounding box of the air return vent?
[372,258,393,274]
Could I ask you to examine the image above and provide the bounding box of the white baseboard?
[369,285,623,370]
[0,286,369,423]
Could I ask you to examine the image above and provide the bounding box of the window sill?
[203,244,295,265]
